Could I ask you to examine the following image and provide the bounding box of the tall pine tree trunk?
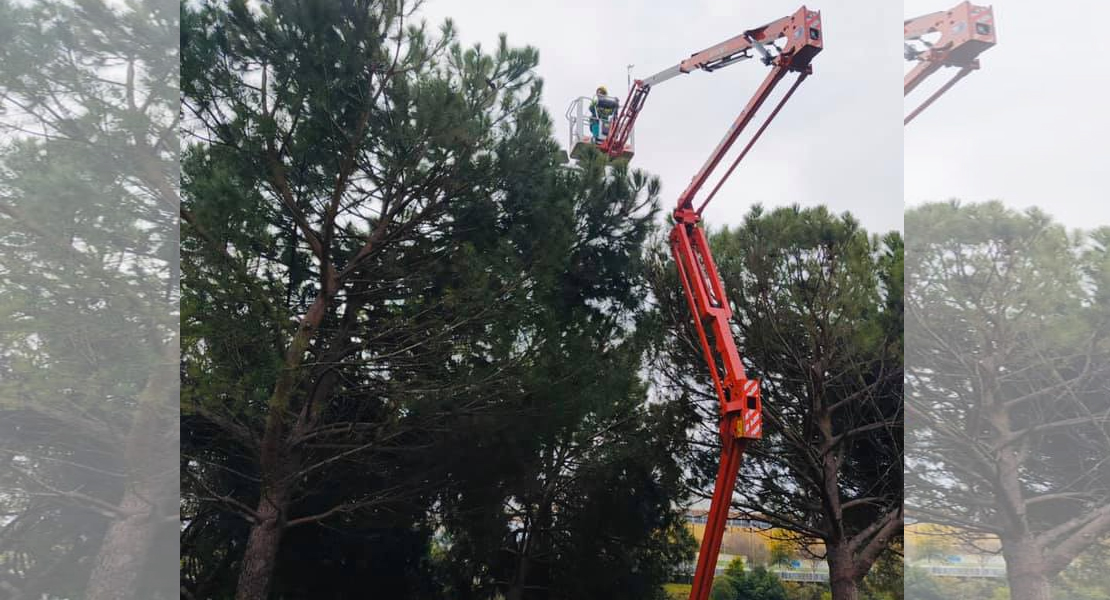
[505,515,536,600]
[827,542,860,600]
[85,486,160,600]
[1004,540,1053,600]
[235,484,290,600]
[830,576,859,600]
[235,411,293,600]
[233,295,325,599]
[507,487,554,600]
[86,350,175,600]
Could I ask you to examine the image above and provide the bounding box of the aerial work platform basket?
[565,95,635,162]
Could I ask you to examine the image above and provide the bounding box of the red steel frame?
[905,2,996,124]
[600,9,820,160]
[599,8,822,600]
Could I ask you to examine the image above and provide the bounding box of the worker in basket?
[589,85,618,144]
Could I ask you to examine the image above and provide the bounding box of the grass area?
[663,583,691,599]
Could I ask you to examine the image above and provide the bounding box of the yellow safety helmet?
[596,85,608,95]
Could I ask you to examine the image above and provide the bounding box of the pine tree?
[905,201,1110,600]
[180,2,694,598]
[0,1,179,598]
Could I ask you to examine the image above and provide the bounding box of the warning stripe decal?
[742,409,762,438]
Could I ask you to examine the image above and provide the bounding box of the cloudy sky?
[905,0,1110,231]
[420,0,904,235]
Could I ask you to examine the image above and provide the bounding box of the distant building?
[904,521,1007,578]
[684,508,774,530]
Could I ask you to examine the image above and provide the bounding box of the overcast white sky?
[419,0,903,235]
[905,0,1110,231]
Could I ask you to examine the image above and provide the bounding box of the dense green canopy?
[179,1,694,598]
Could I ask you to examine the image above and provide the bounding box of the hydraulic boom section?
[600,6,822,159]
[905,2,996,124]
[655,8,822,600]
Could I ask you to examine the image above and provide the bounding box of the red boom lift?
[905,2,996,124]
[573,8,822,600]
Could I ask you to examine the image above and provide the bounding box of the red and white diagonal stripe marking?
[742,409,762,438]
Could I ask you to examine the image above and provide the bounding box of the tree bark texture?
[234,488,289,600]
[85,487,160,600]
[827,543,860,600]
[1004,540,1053,600]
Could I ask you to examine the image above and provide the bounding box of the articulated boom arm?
[904,2,996,124]
[600,6,822,159]
[658,8,823,600]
